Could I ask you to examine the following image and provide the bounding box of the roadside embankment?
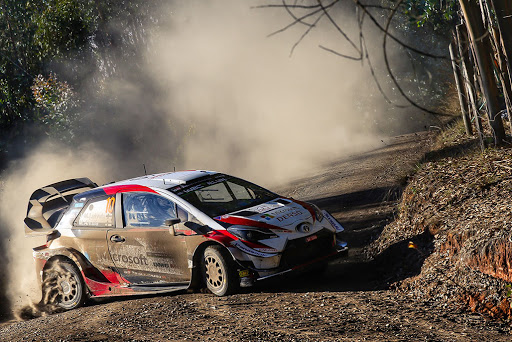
[369,121,512,319]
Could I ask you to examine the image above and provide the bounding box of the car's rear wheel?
[42,259,87,310]
[202,246,239,296]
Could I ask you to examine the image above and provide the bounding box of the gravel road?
[1,131,511,341]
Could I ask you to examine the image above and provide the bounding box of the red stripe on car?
[288,198,316,222]
[215,215,291,231]
[103,185,157,195]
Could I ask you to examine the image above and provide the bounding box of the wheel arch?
[42,249,91,292]
[190,240,239,289]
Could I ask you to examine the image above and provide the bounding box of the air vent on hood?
[275,199,291,205]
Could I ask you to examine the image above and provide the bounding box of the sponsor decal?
[112,253,149,265]
[239,269,250,277]
[306,234,318,242]
[323,211,344,232]
[231,240,278,258]
[249,203,278,213]
[255,247,279,253]
[172,174,228,196]
[276,210,303,222]
[268,207,294,216]
[261,214,274,221]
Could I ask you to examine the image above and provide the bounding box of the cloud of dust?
[149,0,405,187]
[0,143,111,319]
[0,0,439,320]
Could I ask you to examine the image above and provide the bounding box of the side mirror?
[184,221,211,235]
[165,218,181,226]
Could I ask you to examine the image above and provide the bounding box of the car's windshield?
[169,174,278,217]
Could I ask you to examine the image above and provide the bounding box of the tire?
[42,259,87,310]
[202,246,239,296]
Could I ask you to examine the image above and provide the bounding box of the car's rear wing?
[25,178,97,236]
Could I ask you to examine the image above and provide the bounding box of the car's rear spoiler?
[25,178,97,236]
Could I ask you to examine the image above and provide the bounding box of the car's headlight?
[310,203,324,222]
[227,227,279,242]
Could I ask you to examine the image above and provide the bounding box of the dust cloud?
[0,144,111,319]
[0,0,439,320]
[151,0,415,186]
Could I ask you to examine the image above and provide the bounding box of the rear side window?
[75,196,115,227]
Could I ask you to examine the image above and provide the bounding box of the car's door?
[106,192,190,285]
[69,195,116,274]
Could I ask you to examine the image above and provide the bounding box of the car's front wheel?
[202,245,239,296]
[42,259,87,310]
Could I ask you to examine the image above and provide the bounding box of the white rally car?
[25,170,347,310]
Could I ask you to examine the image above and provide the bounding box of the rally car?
[25,170,348,310]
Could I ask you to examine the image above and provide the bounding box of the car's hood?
[214,198,314,231]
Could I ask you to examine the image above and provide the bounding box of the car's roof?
[72,170,220,202]
[103,170,218,190]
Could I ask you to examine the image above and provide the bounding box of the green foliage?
[0,0,161,145]
[32,0,95,58]
[400,0,458,28]
[506,284,512,298]
[31,73,78,139]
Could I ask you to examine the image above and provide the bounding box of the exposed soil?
[369,123,512,321]
[1,130,511,341]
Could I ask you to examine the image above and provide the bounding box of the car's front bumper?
[255,238,348,280]
[235,237,348,288]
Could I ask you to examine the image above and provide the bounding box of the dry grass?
[369,120,512,319]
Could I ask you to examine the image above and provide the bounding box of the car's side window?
[123,192,177,228]
[74,196,115,227]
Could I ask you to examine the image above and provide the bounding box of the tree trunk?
[482,0,512,135]
[456,25,478,123]
[489,0,512,131]
[456,25,485,150]
[459,0,507,145]
[450,41,473,135]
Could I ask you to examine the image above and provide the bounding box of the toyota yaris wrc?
[25,171,348,310]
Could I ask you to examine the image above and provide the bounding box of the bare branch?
[361,33,409,108]
[281,0,315,28]
[319,45,362,60]
[353,0,448,59]
[317,0,361,55]
[382,0,451,116]
[252,4,322,10]
[289,10,327,56]
[267,0,338,37]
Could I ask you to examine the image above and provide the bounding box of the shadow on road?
[252,183,436,296]
[254,229,435,295]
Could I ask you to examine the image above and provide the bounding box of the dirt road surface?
[1,131,511,341]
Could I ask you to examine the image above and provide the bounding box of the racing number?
[106,196,115,214]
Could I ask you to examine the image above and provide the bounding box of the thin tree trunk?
[450,41,473,135]
[456,24,479,130]
[482,0,512,135]
[489,0,512,132]
[459,0,507,145]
